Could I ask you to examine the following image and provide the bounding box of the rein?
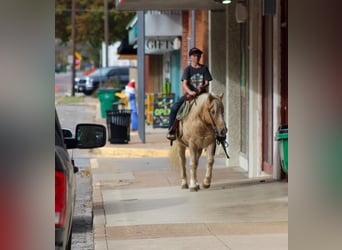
[206,101,230,159]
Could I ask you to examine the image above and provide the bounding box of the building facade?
[116,0,288,180]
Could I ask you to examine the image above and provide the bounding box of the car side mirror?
[75,124,106,149]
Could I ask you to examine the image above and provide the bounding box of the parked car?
[74,66,130,95]
[55,110,106,250]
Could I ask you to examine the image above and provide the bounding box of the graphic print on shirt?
[190,73,203,88]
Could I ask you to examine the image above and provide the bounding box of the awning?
[115,0,225,10]
[117,36,137,56]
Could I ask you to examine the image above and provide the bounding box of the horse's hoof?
[202,183,210,189]
[189,186,199,192]
[181,184,189,189]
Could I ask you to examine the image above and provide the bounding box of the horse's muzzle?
[216,127,227,141]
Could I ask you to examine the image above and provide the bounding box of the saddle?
[170,92,204,134]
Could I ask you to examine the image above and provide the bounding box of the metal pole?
[137,11,145,143]
[71,0,76,96]
[104,0,109,67]
[191,10,196,48]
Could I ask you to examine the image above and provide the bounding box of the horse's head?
[206,93,227,140]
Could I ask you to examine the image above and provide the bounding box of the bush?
[102,79,122,89]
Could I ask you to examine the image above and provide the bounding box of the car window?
[118,68,128,75]
[108,69,119,77]
[108,68,128,77]
[89,68,112,77]
[55,110,65,148]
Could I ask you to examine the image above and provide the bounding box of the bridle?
[206,99,230,159]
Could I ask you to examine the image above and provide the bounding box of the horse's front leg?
[189,148,202,192]
[178,144,188,189]
[203,143,216,189]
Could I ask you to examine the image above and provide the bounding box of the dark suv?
[55,110,106,249]
[74,66,130,95]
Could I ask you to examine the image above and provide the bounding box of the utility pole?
[137,11,145,143]
[104,0,109,67]
[71,0,76,96]
[192,10,196,48]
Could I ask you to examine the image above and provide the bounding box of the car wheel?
[84,90,93,96]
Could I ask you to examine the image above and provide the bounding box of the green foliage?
[55,0,135,65]
[102,79,122,89]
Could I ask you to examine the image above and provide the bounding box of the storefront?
[122,11,183,127]
[116,1,288,180]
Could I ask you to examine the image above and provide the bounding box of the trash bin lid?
[275,124,288,140]
[278,124,288,134]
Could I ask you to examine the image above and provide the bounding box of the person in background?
[166,47,213,141]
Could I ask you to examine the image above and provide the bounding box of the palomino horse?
[169,93,227,192]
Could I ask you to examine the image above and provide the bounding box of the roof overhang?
[115,0,226,11]
[117,36,137,55]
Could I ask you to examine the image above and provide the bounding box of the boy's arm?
[196,80,209,93]
[182,80,197,96]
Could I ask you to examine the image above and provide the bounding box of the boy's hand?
[189,90,197,96]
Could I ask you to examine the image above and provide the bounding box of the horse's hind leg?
[203,143,216,189]
[178,145,188,189]
[189,148,202,192]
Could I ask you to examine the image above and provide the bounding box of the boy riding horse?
[167,47,213,141]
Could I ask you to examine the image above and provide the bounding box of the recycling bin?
[97,88,121,118]
[275,124,288,174]
[106,109,132,144]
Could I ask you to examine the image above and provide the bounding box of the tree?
[55,0,135,66]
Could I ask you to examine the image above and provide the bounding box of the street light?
[214,0,231,4]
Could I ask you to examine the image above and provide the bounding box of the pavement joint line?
[99,221,288,241]
[204,223,232,250]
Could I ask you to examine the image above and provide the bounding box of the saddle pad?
[176,101,191,120]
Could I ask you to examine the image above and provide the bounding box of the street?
[55,71,83,99]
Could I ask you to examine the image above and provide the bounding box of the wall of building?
[209,0,286,179]
[181,10,210,81]
[209,10,226,95]
[247,0,263,178]
[226,2,242,167]
[209,9,228,159]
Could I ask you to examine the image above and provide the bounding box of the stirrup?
[166,133,176,141]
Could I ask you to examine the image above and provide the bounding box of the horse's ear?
[207,93,214,102]
[218,93,224,100]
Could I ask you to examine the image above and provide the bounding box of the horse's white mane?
[190,93,219,117]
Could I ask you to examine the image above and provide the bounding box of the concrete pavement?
[85,96,288,250]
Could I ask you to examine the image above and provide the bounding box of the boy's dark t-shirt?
[181,64,213,92]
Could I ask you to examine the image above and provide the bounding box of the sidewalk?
[86,97,288,250]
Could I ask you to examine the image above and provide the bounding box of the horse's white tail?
[168,141,181,172]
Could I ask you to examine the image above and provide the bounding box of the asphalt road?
[55,71,82,97]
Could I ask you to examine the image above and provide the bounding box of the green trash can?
[97,88,121,118]
[275,125,288,174]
